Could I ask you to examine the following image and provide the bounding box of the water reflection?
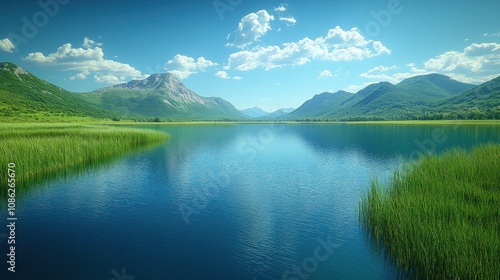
[2,124,498,279]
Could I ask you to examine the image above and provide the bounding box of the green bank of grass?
[0,124,168,190]
[359,144,500,279]
[349,120,500,125]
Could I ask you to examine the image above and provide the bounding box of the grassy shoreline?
[0,124,168,191]
[61,119,500,126]
[359,144,500,279]
[2,120,500,126]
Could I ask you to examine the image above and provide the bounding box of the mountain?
[284,74,481,120]
[0,62,116,121]
[83,73,245,120]
[1,62,497,122]
[240,106,269,118]
[442,76,500,108]
[286,91,353,119]
[264,108,295,118]
[397,73,475,98]
[422,76,500,119]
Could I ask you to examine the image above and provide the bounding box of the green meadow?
[0,124,168,192]
[359,144,500,279]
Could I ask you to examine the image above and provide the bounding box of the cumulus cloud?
[215,70,242,80]
[318,70,333,79]
[274,5,286,12]
[215,70,230,79]
[94,74,127,84]
[0,38,15,53]
[279,17,296,25]
[226,10,275,48]
[360,42,500,84]
[82,37,102,48]
[226,26,390,71]
[164,54,217,79]
[24,38,146,84]
[69,72,87,80]
[365,65,397,74]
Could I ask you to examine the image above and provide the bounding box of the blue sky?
[0,0,499,112]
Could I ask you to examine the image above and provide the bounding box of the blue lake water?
[1,124,499,279]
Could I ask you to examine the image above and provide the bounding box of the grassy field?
[0,124,168,192]
[359,144,500,279]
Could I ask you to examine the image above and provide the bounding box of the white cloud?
[215,70,242,80]
[94,74,127,84]
[359,42,500,84]
[366,65,397,74]
[422,42,500,83]
[318,70,333,79]
[226,10,275,48]
[226,26,390,71]
[279,17,296,25]
[69,73,87,80]
[274,5,286,12]
[0,38,15,53]
[164,54,217,79]
[215,70,230,79]
[343,82,376,93]
[24,38,146,84]
[82,37,102,48]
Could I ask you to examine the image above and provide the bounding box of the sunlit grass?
[0,124,168,191]
[359,144,500,279]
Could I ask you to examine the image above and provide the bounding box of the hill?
[0,62,116,121]
[240,107,269,118]
[284,74,486,121]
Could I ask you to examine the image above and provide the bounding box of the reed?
[0,124,168,191]
[359,144,500,279]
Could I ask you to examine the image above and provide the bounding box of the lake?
[1,124,499,279]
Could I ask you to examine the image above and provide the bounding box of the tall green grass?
[0,124,168,191]
[359,144,500,279]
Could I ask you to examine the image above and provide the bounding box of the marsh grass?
[359,144,500,279]
[0,124,168,194]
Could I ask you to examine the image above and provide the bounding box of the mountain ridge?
[86,72,245,120]
[1,62,498,121]
[285,73,492,120]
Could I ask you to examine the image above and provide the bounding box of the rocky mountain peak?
[112,72,190,93]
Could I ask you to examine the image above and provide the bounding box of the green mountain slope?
[396,73,475,99]
[286,90,353,119]
[0,62,116,121]
[420,76,500,119]
[83,73,246,120]
[285,73,484,120]
[442,76,500,108]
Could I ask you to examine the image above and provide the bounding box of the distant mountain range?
[240,107,269,118]
[285,74,500,120]
[240,107,295,119]
[0,62,499,122]
[0,62,244,121]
